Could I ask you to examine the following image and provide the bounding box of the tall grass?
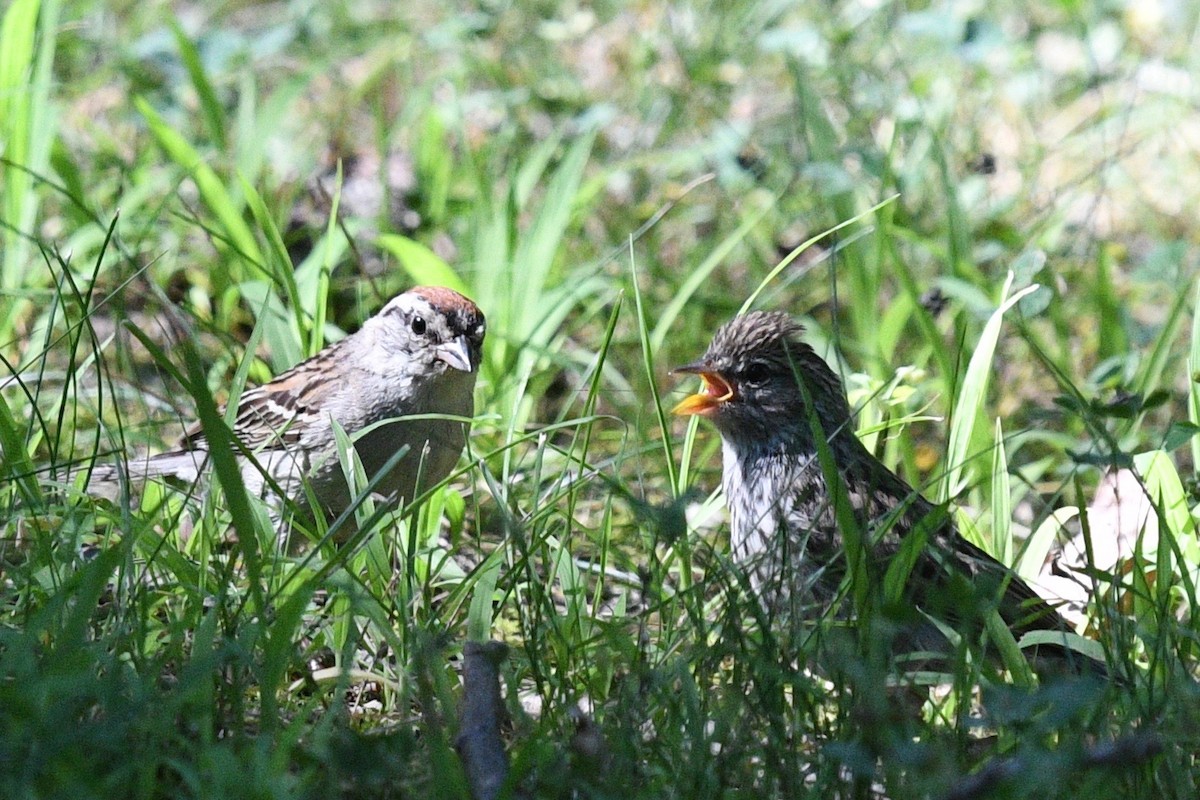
[0,0,60,340]
[2,0,1199,797]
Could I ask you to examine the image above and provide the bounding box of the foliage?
[2,0,1200,797]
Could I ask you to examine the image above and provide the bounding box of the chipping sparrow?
[673,310,1094,670]
[87,286,485,528]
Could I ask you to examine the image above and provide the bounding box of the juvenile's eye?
[741,362,772,385]
[411,316,427,336]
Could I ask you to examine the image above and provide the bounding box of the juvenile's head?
[672,311,849,443]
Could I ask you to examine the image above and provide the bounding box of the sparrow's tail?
[70,450,209,501]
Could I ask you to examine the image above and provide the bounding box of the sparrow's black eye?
[741,362,773,385]
[411,316,427,336]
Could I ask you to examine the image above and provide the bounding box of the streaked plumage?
[88,286,485,526]
[674,311,1088,669]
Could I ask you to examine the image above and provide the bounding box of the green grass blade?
[991,417,1011,566]
[240,175,301,315]
[258,580,314,735]
[740,194,899,313]
[466,549,503,643]
[631,248,676,491]
[941,273,1039,502]
[1,0,59,331]
[650,195,776,354]
[169,18,226,151]
[378,234,468,293]
[123,321,266,613]
[509,130,595,341]
[135,97,265,286]
[310,161,341,357]
[1016,507,1077,583]
[414,108,453,224]
[1190,274,1200,470]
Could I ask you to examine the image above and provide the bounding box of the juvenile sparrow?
[88,286,485,528]
[673,311,1089,669]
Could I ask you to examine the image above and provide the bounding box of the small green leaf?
[1164,421,1200,452]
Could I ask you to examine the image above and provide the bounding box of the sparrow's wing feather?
[933,533,1070,634]
[177,345,347,452]
[843,452,1070,636]
[176,386,300,451]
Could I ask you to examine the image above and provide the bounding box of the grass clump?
[4,0,1200,797]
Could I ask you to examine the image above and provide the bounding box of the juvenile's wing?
[840,443,1102,672]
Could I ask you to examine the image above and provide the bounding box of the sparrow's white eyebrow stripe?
[76,286,486,545]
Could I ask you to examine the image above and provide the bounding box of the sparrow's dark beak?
[671,362,736,417]
[436,335,475,372]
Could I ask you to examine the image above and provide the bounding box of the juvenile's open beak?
[671,363,736,417]
[436,335,475,372]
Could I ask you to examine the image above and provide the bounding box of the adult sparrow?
[673,310,1091,670]
[87,286,485,529]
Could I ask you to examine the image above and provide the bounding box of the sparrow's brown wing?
[176,348,346,452]
[846,448,1072,638]
[177,387,303,452]
[927,530,1071,637]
